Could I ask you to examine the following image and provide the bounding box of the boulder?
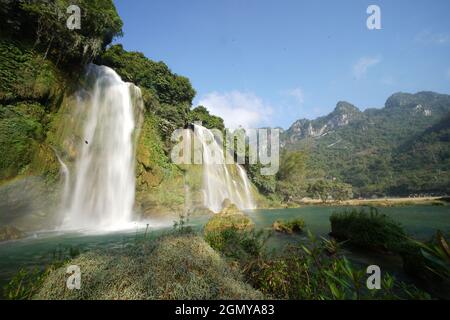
[272,219,305,234]
[0,226,25,242]
[204,200,254,234]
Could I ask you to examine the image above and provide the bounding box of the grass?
[4,224,435,300]
[399,231,450,299]
[3,245,82,300]
[205,224,430,300]
[203,212,254,235]
[34,232,262,300]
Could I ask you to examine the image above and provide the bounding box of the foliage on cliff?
[0,0,123,67]
[0,0,123,181]
[188,106,225,130]
[97,45,195,106]
[0,40,64,180]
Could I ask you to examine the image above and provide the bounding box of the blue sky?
[113,0,450,129]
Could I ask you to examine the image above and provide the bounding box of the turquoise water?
[246,205,450,284]
[0,205,449,296]
[248,205,450,240]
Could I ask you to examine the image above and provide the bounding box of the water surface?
[1,205,448,295]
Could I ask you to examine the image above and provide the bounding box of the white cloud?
[198,91,273,130]
[352,56,381,79]
[282,87,304,105]
[415,30,450,45]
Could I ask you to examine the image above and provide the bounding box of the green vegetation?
[272,218,305,234]
[5,212,442,300]
[245,234,428,300]
[283,92,450,198]
[307,179,353,203]
[203,204,254,235]
[329,209,450,298]
[0,0,123,67]
[274,151,308,202]
[3,245,82,299]
[204,222,429,300]
[0,0,224,221]
[400,231,450,298]
[248,148,354,205]
[96,44,195,136]
[330,208,406,252]
[97,44,194,106]
[0,0,123,184]
[188,105,225,131]
[0,0,448,302]
[205,226,268,262]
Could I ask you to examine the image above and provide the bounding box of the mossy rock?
[0,226,25,242]
[190,206,215,217]
[204,201,254,235]
[34,233,263,300]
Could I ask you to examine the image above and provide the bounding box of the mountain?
[282,91,450,197]
[284,101,363,143]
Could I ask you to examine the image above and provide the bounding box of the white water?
[61,65,143,231]
[191,124,255,213]
[53,148,70,211]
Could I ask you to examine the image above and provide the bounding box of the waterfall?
[52,148,70,211]
[191,124,255,213]
[61,65,143,231]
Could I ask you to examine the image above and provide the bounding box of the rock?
[203,200,254,234]
[272,221,285,233]
[221,204,241,215]
[190,206,214,216]
[272,219,305,234]
[284,101,362,142]
[0,226,25,242]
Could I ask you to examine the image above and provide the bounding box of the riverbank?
[293,196,448,207]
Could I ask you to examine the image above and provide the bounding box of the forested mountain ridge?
[282,91,450,197]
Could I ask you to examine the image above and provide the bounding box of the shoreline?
[262,196,449,209]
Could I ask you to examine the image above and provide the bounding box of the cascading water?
[52,148,70,212]
[61,65,143,231]
[191,124,255,213]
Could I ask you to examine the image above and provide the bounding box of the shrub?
[245,232,429,300]
[272,218,305,234]
[330,208,407,252]
[0,0,123,66]
[205,225,430,300]
[204,226,269,262]
[399,231,450,299]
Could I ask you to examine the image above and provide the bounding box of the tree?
[277,151,307,181]
[308,180,333,203]
[331,182,353,202]
[97,45,195,106]
[1,0,123,67]
[275,151,308,202]
[188,106,224,131]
